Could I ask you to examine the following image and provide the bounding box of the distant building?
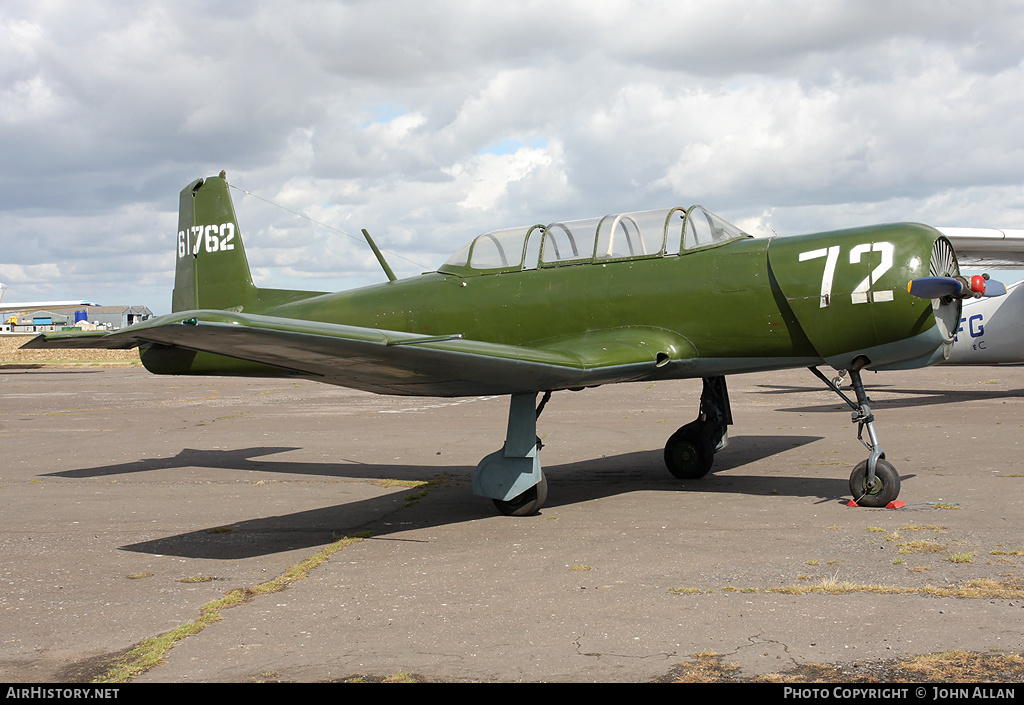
[4,305,153,334]
[9,310,70,332]
[78,305,153,330]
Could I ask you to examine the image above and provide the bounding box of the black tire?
[664,424,715,479]
[849,458,901,507]
[493,474,548,516]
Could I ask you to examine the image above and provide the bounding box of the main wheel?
[849,458,901,507]
[493,474,548,516]
[664,424,715,479]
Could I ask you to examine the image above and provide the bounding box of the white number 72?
[798,242,894,308]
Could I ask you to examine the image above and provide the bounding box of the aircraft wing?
[22,310,697,396]
[937,227,1024,269]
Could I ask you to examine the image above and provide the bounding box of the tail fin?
[172,172,325,313]
[173,172,257,312]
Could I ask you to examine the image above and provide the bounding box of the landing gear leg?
[664,376,732,479]
[473,392,551,516]
[810,359,901,507]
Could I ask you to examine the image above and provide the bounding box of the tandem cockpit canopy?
[439,205,751,275]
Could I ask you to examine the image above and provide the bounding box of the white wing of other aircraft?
[0,283,99,313]
[938,227,1024,269]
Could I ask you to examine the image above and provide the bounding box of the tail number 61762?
[177,223,236,258]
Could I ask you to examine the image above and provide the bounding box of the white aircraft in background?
[938,228,1024,366]
[945,279,1024,364]
[0,283,98,313]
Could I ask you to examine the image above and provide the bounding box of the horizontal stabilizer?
[19,329,140,349]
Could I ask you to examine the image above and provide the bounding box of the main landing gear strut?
[810,357,901,507]
[473,391,552,516]
[664,376,732,479]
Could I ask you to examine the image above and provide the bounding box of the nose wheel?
[849,457,900,507]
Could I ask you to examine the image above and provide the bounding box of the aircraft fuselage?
[146,218,955,393]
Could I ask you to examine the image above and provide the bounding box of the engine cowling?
[765,225,961,371]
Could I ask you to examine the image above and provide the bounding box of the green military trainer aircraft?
[24,172,1006,515]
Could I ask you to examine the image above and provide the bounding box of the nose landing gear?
[811,358,901,507]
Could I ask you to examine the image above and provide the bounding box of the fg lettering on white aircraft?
[956,313,985,346]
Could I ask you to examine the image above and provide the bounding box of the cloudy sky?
[3,0,1024,312]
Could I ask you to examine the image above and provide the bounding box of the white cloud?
[2,0,1024,310]
[448,146,554,212]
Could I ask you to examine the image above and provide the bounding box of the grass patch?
[383,474,450,507]
[382,671,418,683]
[770,577,1024,599]
[670,578,1024,600]
[666,650,1024,683]
[343,671,422,683]
[667,651,741,683]
[94,531,372,683]
[947,552,975,563]
[897,651,1024,682]
[900,525,946,532]
[897,540,946,554]
[373,478,430,489]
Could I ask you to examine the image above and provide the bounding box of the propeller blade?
[983,279,1007,296]
[907,274,1008,299]
[907,276,964,299]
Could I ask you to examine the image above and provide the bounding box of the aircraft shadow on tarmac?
[44,447,308,479]
[752,382,1024,413]
[3,368,108,374]
[39,433,878,560]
